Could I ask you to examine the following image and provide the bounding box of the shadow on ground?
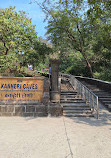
[23,103,111,128]
[69,111,111,127]
[66,101,111,128]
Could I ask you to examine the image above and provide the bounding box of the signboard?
[0,77,44,103]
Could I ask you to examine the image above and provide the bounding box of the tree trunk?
[65,28,94,78]
[80,50,93,78]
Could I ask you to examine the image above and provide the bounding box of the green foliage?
[0,7,36,54]
[59,51,90,76]
[34,0,111,81]
[25,39,53,70]
[94,68,111,82]
[0,6,37,75]
[0,7,53,76]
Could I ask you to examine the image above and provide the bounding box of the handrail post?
[58,75,61,94]
[92,95,94,111]
[81,84,82,97]
[85,88,86,100]
[88,91,90,106]
[97,96,99,119]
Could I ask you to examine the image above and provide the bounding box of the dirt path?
[0,109,111,158]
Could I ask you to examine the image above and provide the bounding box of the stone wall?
[48,103,63,116]
[0,77,50,117]
[43,77,50,105]
[0,103,47,117]
[0,77,63,117]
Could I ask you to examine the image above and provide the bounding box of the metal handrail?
[61,73,99,119]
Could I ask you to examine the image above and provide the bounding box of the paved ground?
[0,104,111,158]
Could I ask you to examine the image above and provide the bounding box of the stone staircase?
[60,79,94,117]
[80,81,111,112]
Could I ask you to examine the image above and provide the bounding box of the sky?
[0,0,47,39]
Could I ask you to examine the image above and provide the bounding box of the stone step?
[85,84,96,87]
[94,93,110,97]
[94,92,110,95]
[61,100,86,103]
[61,94,77,96]
[92,89,104,92]
[61,91,77,93]
[93,90,107,92]
[63,110,92,114]
[63,113,94,117]
[102,101,111,104]
[61,93,78,95]
[63,107,91,110]
[99,96,111,98]
[99,98,111,101]
[94,94,111,97]
[61,79,96,117]
[61,94,77,97]
[61,103,88,107]
[61,98,83,101]
[61,95,81,99]
[61,92,77,95]
[87,87,99,90]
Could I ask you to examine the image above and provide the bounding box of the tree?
[46,8,94,77]
[30,0,94,77]
[0,6,37,74]
[26,39,53,70]
[31,0,111,79]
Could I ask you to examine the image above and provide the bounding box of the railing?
[58,75,62,93]
[61,73,99,119]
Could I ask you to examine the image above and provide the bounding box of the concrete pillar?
[50,59,60,102]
